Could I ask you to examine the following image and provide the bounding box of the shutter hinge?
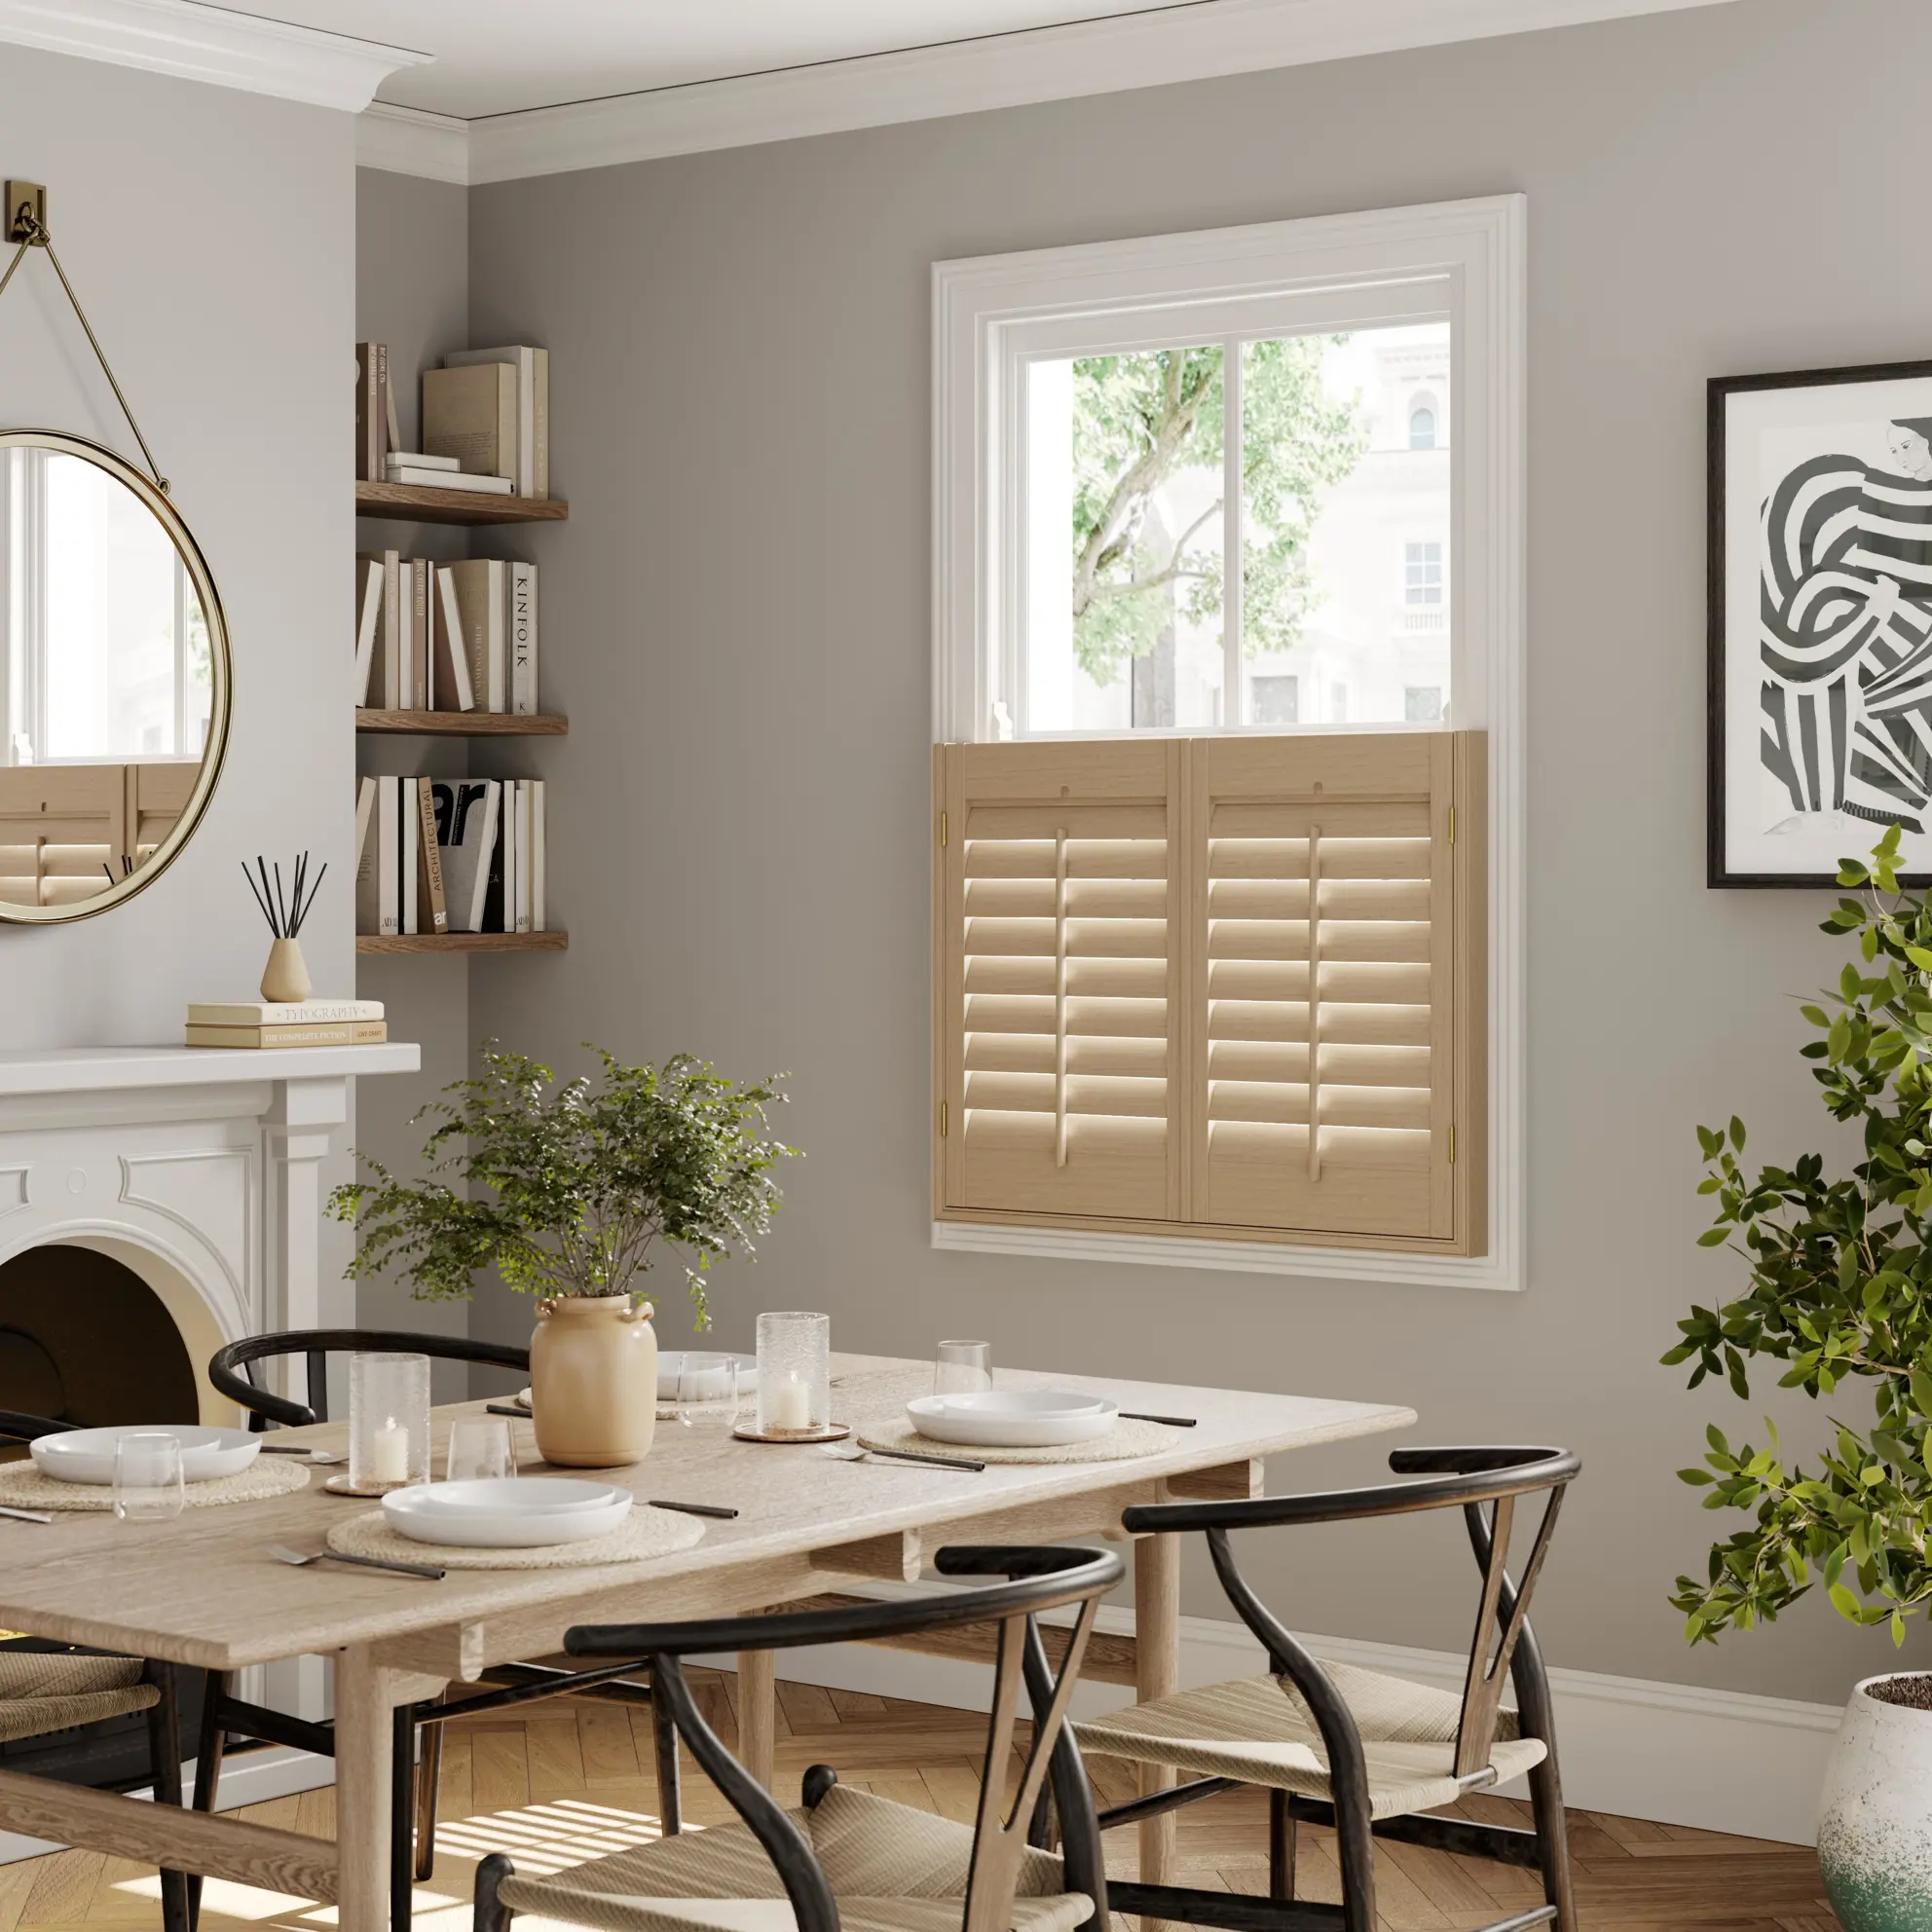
[940,810,947,848]
[940,1099,948,1138]
[1448,1125,1457,1165]
[1447,805,1456,847]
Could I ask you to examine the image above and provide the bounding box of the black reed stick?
[242,859,276,931]
[291,860,325,937]
[244,850,326,939]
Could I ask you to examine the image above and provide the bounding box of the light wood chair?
[471,1544,1124,1932]
[1076,1445,1580,1932]
[0,1409,193,1932]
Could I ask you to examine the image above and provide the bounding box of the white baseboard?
[0,1744,334,1867]
[733,1597,1841,1848]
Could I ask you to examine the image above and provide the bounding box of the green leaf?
[1830,1582,1862,1620]
[1696,1227,1730,1247]
[1728,1116,1747,1152]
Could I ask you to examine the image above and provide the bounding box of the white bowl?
[906,1392,1119,1448]
[30,1426,262,1486]
[384,1478,633,1548]
[656,1353,758,1401]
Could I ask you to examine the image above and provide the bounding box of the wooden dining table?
[0,1354,1413,1932]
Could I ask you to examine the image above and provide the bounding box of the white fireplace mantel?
[0,1042,419,1410]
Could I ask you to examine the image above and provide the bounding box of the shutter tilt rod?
[1306,822,1323,1182]
[1055,824,1069,1168]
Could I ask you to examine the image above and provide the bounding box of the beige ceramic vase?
[260,937,312,1003]
[530,1293,657,1467]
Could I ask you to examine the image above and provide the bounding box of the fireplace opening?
[0,1245,199,1436]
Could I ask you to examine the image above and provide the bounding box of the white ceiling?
[215,0,1195,119]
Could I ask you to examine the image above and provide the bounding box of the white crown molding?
[460,0,1736,185]
[358,99,470,184]
[0,0,428,112]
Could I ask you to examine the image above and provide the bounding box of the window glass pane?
[1025,347,1225,731]
[1240,321,1450,727]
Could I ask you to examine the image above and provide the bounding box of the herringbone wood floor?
[0,1671,1834,1932]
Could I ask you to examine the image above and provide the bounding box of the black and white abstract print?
[1712,363,1932,885]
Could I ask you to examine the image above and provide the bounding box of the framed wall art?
[1710,357,1932,887]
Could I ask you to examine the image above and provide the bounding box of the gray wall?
[353,169,474,1366]
[464,0,1924,1706]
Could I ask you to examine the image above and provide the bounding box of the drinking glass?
[756,1311,831,1435]
[446,1415,514,1483]
[113,1431,184,1522]
[674,1354,743,1433]
[935,1340,993,1398]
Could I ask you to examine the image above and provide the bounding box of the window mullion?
[1222,340,1243,728]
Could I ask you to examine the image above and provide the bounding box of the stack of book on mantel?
[355,775,545,938]
[383,449,510,497]
[186,1000,387,1049]
[355,551,537,713]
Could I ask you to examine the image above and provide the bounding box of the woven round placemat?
[326,1503,705,1570]
[855,1415,1179,1465]
[0,1455,312,1511]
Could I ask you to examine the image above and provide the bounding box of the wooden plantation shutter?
[937,731,1485,1256]
[935,740,1183,1223]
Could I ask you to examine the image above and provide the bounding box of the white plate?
[384,1478,634,1548]
[31,1426,262,1486]
[656,1353,758,1401]
[906,1392,1119,1448]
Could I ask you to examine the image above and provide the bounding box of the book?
[189,998,384,1024]
[187,1022,390,1048]
[531,779,546,933]
[435,778,500,932]
[423,362,516,481]
[443,559,507,711]
[354,344,381,482]
[384,450,459,473]
[401,776,420,935]
[376,776,400,935]
[513,779,532,933]
[414,776,448,934]
[382,350,400,461]
[353,776,378,933]
[411,558,429,710]
[432,568,475,711]
[383,466,514,495]
[353,557,382,705]
[371,548,401,708]
[508,561,538,714]
[482,779,507,934]
[444,347,545,497]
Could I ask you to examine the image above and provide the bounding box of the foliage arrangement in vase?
[1664,828,1931,1929]
[331,1047,794,1467]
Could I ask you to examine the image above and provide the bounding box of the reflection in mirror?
[0,440,226,918]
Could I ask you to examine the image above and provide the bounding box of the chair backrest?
[0,1407,66,1442]
[1124,1445,1579,1783]
[565,1545,1124,1932]
[207,1328,532,1430]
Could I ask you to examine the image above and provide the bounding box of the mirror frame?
[0,429,231,925]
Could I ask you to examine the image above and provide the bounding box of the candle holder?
[340,1352,431,1495]
[736,1311,845,1443]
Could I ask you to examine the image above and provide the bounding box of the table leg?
[738,1649,777,1792]
[1135,1533,1180,1932]
[334,1647,399,1932]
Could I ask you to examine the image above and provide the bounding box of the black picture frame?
[1709,355,1932,888]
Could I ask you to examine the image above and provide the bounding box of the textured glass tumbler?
[350,1352,431,1490]
[935,1340,993,1397]
[675,1354,744,1434]
[113,1432,183,1521]
[756,1311,831,1435]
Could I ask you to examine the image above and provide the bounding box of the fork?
[0,1504,53,1524]
[821,1444,986,1473]
[269,1542,445,1580]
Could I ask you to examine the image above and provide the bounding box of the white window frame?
[931,194,1526,1292]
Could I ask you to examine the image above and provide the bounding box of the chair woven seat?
[497,1781,1095,1932]
[1076,1659,1547,1821]
[0,1652,158,1744]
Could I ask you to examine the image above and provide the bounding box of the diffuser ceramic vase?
[530,1294,656,1467]
[1817,1673,1932,1932]
[260,936,312,1003]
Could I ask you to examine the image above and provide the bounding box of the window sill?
[930,1219,1521,1292]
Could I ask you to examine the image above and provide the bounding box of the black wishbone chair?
[203,1329,682,1932]
[472,1543,1124,1932]
[1076,1446,1580,1932]
[0,1410,194,1932]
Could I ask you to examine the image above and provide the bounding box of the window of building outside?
[1410,403,1436,449]
[1405,540,1443,606]
[1249,673,1298,724]
[1405,685,1444,723]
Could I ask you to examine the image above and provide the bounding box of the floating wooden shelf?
[355,481,570,526]
[356,709,568,736]
[356,931,568,956]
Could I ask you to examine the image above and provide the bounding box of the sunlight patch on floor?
[427,1797,669,1876]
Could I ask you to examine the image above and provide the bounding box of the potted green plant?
[330,1047,795,1467]
[1665,828,1931,1929]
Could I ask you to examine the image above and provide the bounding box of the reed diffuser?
[243,852,326,1003]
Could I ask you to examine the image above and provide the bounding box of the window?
[934,732,1485,1254]
[935,196,1526,1289]
[1404,541,1443,606]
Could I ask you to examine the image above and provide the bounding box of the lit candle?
[770,1374,811,1432]
[370,1417,410,1484]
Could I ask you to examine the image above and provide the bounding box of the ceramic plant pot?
[529,1293,657,1468]
[1818,1672,1932,1932]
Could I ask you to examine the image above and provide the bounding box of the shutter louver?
[938,741,1183,1223]
[935,732,1483,1256]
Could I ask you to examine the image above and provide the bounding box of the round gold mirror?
[0,430,229,923]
